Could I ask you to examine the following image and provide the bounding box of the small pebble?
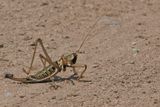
[132,48,140,55]
[0,44,4,48]
[132,42,136,45]
[41,2,49,6]
[130,61,135,64]
[30,43,36,46]
[63,36,70,39]
[23,36,32,41]
[52,96,56,99]
[19,95,25,98]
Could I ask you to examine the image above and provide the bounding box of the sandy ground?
[0,0,160,107]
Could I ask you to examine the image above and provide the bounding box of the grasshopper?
[5,17,101,86]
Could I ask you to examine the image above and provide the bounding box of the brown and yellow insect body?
[5,53,78,83]
[5,17,101,84]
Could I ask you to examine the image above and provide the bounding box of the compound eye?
[51,67,55,70]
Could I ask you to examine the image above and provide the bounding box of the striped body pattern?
[5,53,78,83]
[27,65,59,82]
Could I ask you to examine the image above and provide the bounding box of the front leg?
[71,64,87,79]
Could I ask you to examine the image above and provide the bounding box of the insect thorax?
[56,53,77,71]
[63,53,77,65]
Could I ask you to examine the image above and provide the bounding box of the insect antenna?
[76,17,102,53]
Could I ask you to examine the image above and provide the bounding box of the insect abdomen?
[28,65,57,81]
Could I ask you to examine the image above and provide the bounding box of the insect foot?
[49,84,61,90]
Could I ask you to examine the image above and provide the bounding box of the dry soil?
[0,0,160,107]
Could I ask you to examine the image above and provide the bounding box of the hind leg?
[23,38,58,75]
[39,54,47,68]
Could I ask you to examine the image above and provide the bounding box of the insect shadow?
[19,74,91,85]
